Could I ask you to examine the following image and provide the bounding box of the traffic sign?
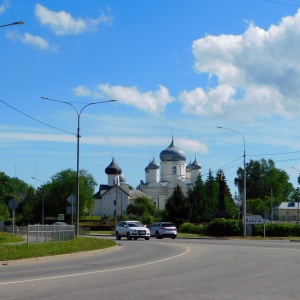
[67,194,76,205]
[66,206,76,214]
[58,214,64,221]
[8,199,18,210]
[246,215,264,224]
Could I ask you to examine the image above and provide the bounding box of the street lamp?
[0,21,25,28]
[292,167,300,224]
[41,96,117,236]
[31,176,45,225]
[217,126,247,237]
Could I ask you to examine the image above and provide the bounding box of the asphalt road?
[1,237,300,300]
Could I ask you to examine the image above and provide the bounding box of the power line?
[0,99,76,136]
[264,0,300,7]
[249,150,300,157]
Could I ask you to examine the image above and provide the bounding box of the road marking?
[0,245,189,285]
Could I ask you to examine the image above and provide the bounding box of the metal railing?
[18,225,75,244]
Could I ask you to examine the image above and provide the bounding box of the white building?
[93,158,146,217]
[137,138,201,210]
[93,138,201,216]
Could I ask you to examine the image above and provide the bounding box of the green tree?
[18,186,36,225]
[34,169,97,224]
[205,169,219,219]
[187,175,206,222]
[164,185,191,226]
[0,173,31,224]
[235,159,296,214]
[247,198,267,216]
[0,202,10,220]
[213,170,237,219]
[126,196,157,217]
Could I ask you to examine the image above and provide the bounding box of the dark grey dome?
[186,161,191,171]
[190,158,201,170]
[119,173,126,183]
[145,158,159,172]
[160,139,186,162]
[105,159,122,175]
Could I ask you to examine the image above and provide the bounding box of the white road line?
[0,245,190,285]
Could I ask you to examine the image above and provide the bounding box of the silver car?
[148,222,177,239]
[115,221,150,240]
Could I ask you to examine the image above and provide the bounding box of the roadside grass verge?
[0,232,24,245]
[0,235,116,261]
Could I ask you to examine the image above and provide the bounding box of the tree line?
[0,158,298,225]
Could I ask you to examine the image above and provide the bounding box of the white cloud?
[177,137,208,155]
[74,84,174,114]
[35,3,113,35]
[180,9,300,122]
[6,30,57,51]
[0,0,9,15]
[73,85,92,97]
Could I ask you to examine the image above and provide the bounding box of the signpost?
[245,215,264,225]
[8,199,18,237]
[58,214,65,221]
[67,194,76,225]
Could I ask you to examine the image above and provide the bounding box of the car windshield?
[128,222,144,227]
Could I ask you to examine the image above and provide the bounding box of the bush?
[178,222,204,234]
[253,223,294,237]
[204,218,242,236]
[140,214,155,226]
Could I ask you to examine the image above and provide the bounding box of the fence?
[17,224,75,244]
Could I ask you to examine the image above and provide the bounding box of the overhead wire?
[0,99,76,136]
[264,0,300,7]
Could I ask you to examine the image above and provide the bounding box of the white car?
[53,222,68,226]
[115,221,150,240]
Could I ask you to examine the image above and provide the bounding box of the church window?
[172,166,176,174]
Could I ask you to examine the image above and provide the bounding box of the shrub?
[178,222,204,234]
[253,223,294,237]
[140,214,155,226]
[204,218,242,236]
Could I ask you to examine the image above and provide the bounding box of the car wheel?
[171,235,176,239]
[155,231,162,239]
[145,237,150,240]
[127,232,132,240]
[116,232,121,240]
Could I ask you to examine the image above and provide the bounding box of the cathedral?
[93,138,201,217]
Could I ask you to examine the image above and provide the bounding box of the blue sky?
[1,0,300,196]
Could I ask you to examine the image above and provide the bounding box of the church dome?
[119,173,126,183]
[186,161,191,172]
[105,159,122,175]
[145,158,159,172]
[190,158,201,170]
[160,138,186,162]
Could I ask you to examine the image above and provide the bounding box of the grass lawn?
[0,232,116,261]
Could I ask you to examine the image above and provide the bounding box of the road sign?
[67,194,76,205]
[246,215,264,224]
[66,206,76,214]
[8,199,18,210]
[58,214,64,221]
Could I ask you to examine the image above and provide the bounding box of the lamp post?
[217,126,247,236]
[42,96,117,236]
[0,21,25,28]
[292,167,300,224]
[31,176,45,225]
[4,181,17,236]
